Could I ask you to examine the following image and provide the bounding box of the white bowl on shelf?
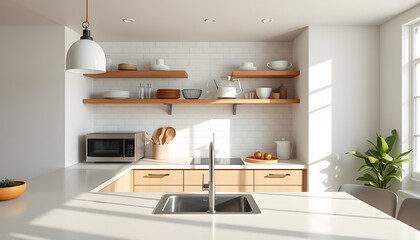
[256,88,272,99]
[150,64,170,71]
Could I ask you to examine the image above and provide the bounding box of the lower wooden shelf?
[82,98,300,115]
[83,99,300,104]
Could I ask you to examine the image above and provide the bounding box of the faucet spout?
[208,141,216,213]
[202,134,216,213]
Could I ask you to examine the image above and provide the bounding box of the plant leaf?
[346,151,367,159]
[360,173,378,183]
[385,129,397,153]
[369,181,379,187]
[383,154,393,162]
[385,174,402,182]
[358,165,373,172]
[368,156,379,164]
[385,165,397,175]
[365,149,381,159]
[396,150,412,159]
[367,140,379,152]
[393,159,414,165]
[378,135,389,154]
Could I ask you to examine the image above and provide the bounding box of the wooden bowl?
[0,181,26,201]
[157,89,181,99]
[244,156,279,164]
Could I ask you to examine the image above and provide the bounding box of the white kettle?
[215,76,242,99]
[275,138,292,160]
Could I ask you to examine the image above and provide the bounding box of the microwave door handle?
[122,139,125,157]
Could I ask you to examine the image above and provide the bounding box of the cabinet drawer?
[134,186,184,192]
[255,170,303,185]
[184,170,253,186]
[184,185,253,192]
[254,185,303,192]
[134,170,183,185]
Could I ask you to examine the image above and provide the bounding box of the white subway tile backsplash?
[95,42,294,158]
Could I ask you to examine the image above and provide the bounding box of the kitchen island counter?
[2,161,417,239]
[1,190,418,240]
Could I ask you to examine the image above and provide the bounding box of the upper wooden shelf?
[83,99,300,104]
[83,70,188,79]
[231,70,300,78]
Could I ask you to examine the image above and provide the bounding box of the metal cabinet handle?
[265,173,291,178]
[145,173,170,178]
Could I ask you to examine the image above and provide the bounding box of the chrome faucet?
[202,134,216,213]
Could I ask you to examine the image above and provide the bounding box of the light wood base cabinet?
[99,171,133,192]
[100,169,307,193]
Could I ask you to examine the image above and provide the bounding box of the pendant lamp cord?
[82,0,90,29]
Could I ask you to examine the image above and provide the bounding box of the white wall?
[292,28,309,168]
[380,4,420,191]
[64,27,93,167]
[0,26,65,180]
[93,42,295,158]
[307,26,380,191]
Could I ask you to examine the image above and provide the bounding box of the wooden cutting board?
[245,156,279,164]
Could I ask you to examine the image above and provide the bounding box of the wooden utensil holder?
[152,145,169,160]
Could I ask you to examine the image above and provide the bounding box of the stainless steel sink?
[153,194,261,214]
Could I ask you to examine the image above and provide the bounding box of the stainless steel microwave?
[86,132,145,162]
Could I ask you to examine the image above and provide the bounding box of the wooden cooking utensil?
[162,127,176,144]
[156,127,167,145]
[145,132,155,145]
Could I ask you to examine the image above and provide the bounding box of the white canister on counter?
[275,138,291,160]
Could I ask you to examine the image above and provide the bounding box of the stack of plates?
[239,66,257,71]
[118,63,137,71]
[149,64,170,71]
[157,89,180,99]
[104,90,130,99]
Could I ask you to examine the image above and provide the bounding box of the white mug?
[267,60,292,70]
[240,62,254,68]
[156,59,165,65]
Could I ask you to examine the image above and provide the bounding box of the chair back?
[338,184,397,217]
[397,198,420,231]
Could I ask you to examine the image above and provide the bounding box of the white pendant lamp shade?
[66,39,106,74]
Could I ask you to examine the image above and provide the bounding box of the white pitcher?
[275,138,292,160]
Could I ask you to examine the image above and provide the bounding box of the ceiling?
[1,0,419,42]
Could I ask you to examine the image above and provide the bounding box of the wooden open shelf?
[83,98,300,115]
[83,70,188,79]
[83,99,300,104]
[231,70,300,78]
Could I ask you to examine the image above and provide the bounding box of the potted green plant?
[346,129,413,189]
[0,179,26,200]
[272,88,280,99]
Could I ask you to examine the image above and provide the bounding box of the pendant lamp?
[66,0,106,74]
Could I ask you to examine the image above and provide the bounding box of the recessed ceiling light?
[204,18,216,23]
[261,18,273,23]
[122,18,135,23]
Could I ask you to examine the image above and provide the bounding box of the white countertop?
[1,191,418,239]
[1,160,418,239]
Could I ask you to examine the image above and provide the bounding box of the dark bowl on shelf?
[182,89,202,99]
